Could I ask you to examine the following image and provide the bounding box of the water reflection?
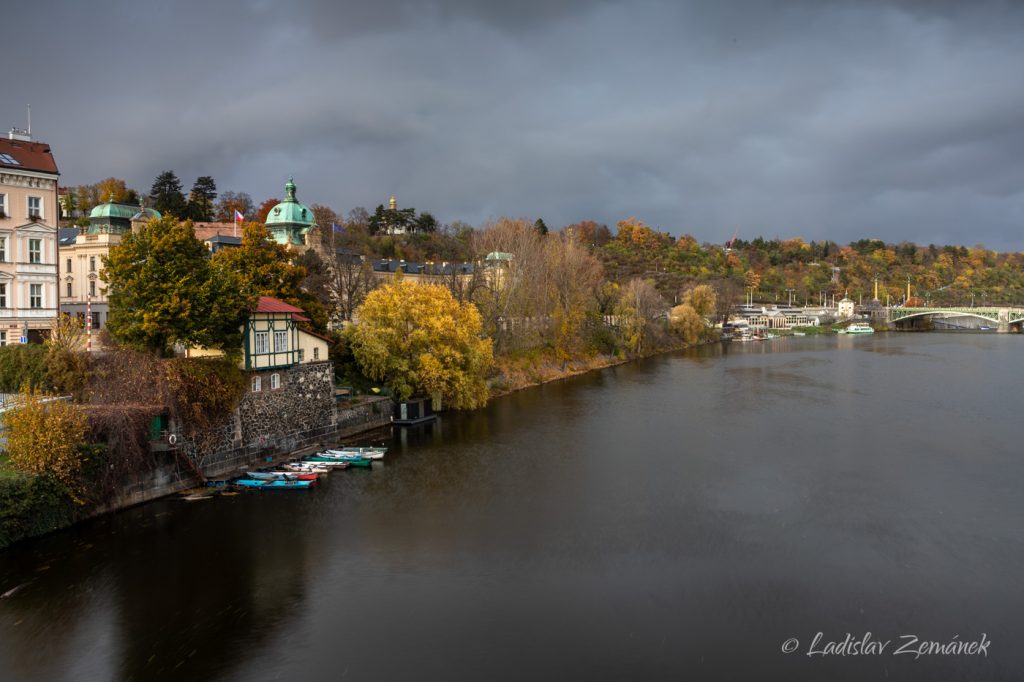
[1,334,1022,681]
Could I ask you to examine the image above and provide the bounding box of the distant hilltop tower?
[389,195,397,210]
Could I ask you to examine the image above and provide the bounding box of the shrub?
[0,473,77,549]
[3,387,88,501]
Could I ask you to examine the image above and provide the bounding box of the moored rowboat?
[233,478,315,490]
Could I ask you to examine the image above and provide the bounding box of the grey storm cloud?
[4,0,1023,249]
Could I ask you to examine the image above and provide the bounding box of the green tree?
[186,175,217,221]
[211,222,328,332]
[534,218,549,235]
[369,203,416,235]
[349,279,493,408]
[415,212,438,233]
[103,216,249,355]
[150,171,187,217]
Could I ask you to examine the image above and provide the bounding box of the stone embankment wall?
[105,361,393,510]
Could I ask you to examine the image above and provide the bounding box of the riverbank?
[488,340,691,397]
[0,395,395,551]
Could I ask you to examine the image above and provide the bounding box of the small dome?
[265,177,314,228]
[131,206,162,221]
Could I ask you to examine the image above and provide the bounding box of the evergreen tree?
[534,218,549,236]
[186,176,217,222]
[150,171,187,217]
[415,212,439,233]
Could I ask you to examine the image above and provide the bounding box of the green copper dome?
[89,200,138,221]
[131,204,162,222]
[88,199,139,235]
[265,177,314,246]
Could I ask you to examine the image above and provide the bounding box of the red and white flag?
[234,210,244,222]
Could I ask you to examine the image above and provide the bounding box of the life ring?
[168,434,178,445]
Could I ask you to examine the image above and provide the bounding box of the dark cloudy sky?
[5,0,1023,249]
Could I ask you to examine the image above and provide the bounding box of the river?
[0,333,1021,681]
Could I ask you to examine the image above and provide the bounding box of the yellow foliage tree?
[670,304,705,344]
[3,387,88,501]
[349,280,494,409]
[682,284,717,318]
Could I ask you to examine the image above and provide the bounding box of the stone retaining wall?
[103,361,394,510]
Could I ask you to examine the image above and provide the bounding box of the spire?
[389,195,397,210]
[285,177,297,202]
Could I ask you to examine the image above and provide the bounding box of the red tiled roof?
[291,313,311,322]
[254,296,304,314]
[0,138,59,175]
[303,329,334,344]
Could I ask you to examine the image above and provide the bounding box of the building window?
[252,376,262,392]
[66,257,71,272]
[254,331,269,354]
[298,349,304,362]
[0,331,5,346]
[28,196,41,218]
[0,283,6,308]
[30,283,42,309]
[66,282,72,297]
[274,330,288,352]
[0,193,6,216]
[89,280,96,297]
[29,239,41,264]
[89,256,96,272]
[92,312,101,330]
[270,373,280,390]
[0,236,5,261]
[313,347,319,360]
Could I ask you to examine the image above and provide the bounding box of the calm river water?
[1,333,1022,681]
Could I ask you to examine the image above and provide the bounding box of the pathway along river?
[1,333,1022,681]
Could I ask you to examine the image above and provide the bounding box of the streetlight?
[785,288,795,306]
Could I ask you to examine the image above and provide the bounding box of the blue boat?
[233,478,315,490]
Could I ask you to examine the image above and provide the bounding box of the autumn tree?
[256,197,280,223]
[215,191,254,222]
[682,284,717,318]
[186,175,217,222]
[349,279,493,408]
[471,218,549,350]
[329,251,375,323]
[3,387,89,501]
[103,216,249,355]
[669,304,705,344]
[95,177,137,204]
[546,233,603,364]
[614,278,667,355]
[46,314,88,395]
[211,221,328,332]
[150,171,187,217]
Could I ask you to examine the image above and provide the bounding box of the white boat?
[840,323,874,335]
[325,448,385,460]
[792,331,806,336]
